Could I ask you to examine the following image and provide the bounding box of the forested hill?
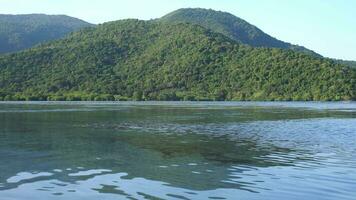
[159,8,320,57]
[0,20,355,101]
[335,60,356,68]
[0,14,93,53]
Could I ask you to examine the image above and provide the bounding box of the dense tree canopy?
[0,19,355,101]
[159,8,320,57]
[335,59,356,68]
[0,14,93,54]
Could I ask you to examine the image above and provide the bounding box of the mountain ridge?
[0,14,93,53]
[159,8,320,57]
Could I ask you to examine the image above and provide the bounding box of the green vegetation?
[0,14,93,54]
[335,59,356,68]
[159,8,320,57]
[0,19,355,101]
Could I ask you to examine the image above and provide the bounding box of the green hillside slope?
[335,59,356,68]
[159,8,319,56]
[0,20,354,101]
[0,14,93,53]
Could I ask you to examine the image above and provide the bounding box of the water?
[0,101,355,200]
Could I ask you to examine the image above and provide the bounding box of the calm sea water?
[0,101,355,200]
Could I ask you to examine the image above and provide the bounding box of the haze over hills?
[159,8,320,57]
[336,60,356,68]
[0,19,355,101]
[0,14,93,53]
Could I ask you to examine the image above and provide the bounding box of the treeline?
[0,92,222,101]
[0,91,353,102]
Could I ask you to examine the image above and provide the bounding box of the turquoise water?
[0,102,355,200]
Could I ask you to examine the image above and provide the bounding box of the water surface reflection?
[0,102,355,200]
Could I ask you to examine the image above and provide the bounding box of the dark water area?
[0,101,355,200]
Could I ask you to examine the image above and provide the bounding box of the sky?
[0,0,355,60]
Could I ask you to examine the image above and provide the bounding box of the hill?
[0,19,354,101]
[0,14,93,53]
[159,8,320,57]
[335,59,356,68]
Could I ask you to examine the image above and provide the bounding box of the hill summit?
[159,8,319,56]
[0,14,93,53]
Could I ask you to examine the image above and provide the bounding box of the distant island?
[0,8,355,101]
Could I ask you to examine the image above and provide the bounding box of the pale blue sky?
[1,0,355,60]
